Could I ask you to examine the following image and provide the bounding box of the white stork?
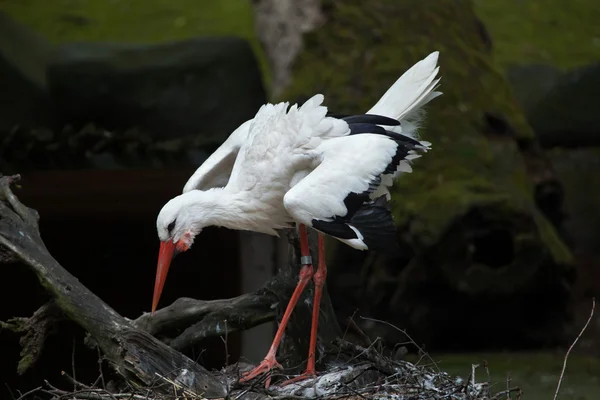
[152,51,441,387]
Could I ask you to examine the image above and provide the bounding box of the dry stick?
[334,309,359,364]
[346,315,373,346]
[45,388,135,400]
[14,386,42,400]
[489,386,522,400]
[471,363,478,387]
[97,346,106,390]
[4,384,15,400]
[72,338,77,391]
[360,316,441,373]
[62,370,93,390]
[483,359,491,385]
[554,297,596,400]
[222,319,230,366]
[221,319,232,399]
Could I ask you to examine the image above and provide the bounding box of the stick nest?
[21,339,521,400]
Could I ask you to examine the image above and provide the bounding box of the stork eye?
[167,220,176,234]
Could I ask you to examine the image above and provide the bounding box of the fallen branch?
[0,175,226,397]
[0,301,63,374]
[134,287,278,351]
[553,297,596,400]
[134,228,342,365]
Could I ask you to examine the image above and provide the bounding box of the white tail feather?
[367,51,442,139]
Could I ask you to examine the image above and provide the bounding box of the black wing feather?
[342,114,401,126]
[312,196,400,255]
[309,113,426,255]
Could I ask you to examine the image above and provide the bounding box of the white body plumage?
[157,51,442,252]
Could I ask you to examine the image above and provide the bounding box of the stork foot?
[280,369,318,386]
[239,355,283,388]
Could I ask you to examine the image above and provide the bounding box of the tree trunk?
[276,0,575,349]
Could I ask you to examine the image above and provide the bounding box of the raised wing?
[224,96,350,192]
[182,120,253,193]
[282,133,427,254]
[368,51,441,139]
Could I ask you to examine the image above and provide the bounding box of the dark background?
[1,0,599,398]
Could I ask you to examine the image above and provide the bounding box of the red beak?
[152,240,176,314]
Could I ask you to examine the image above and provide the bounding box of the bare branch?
[134,289,277,350]
[0,175,226,397]
[359,316,441,373]
[554,297,596,400]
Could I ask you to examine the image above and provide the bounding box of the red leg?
[239,224,313,388]
[281,232,327,385]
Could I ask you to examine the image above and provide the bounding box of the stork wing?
[182,120,253,192]
[283,133,424,253]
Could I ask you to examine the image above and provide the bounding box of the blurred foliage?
[473,0,600,70]
[0,124,215,173]
[0,0,270,86]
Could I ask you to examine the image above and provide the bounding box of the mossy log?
[279,0,574,348]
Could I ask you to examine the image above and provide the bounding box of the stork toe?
[239,356,283,388]
[279,370,318,387]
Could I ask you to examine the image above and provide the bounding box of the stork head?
[152,191,208,314]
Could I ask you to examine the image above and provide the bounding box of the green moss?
[282,0,571,264]
[16,353,35,375]
[413,352,600,400]
[0,0,270,87]
[473,0,600,70]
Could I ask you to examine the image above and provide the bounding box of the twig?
[97,346,106,389]
[222,319,231,400]
[62,370,92,389]
[460,372,471,394]
[490,386,522,400]
[15,386,42,400]
[45,388,144,400]
[43,379,60,392]
[4,383,15,400]
[72,338,77,391]
[483,359,490,385]
[346,315,373,346]
[222,319,230,366]
[338,381,367,400]
[471,363,478,387]
[359,316,441,373]
[554,297,595,400]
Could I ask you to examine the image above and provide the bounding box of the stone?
[506,63,563,113]
[526,62,600,147]
[47,36,266,141]
[0,12,54,132]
